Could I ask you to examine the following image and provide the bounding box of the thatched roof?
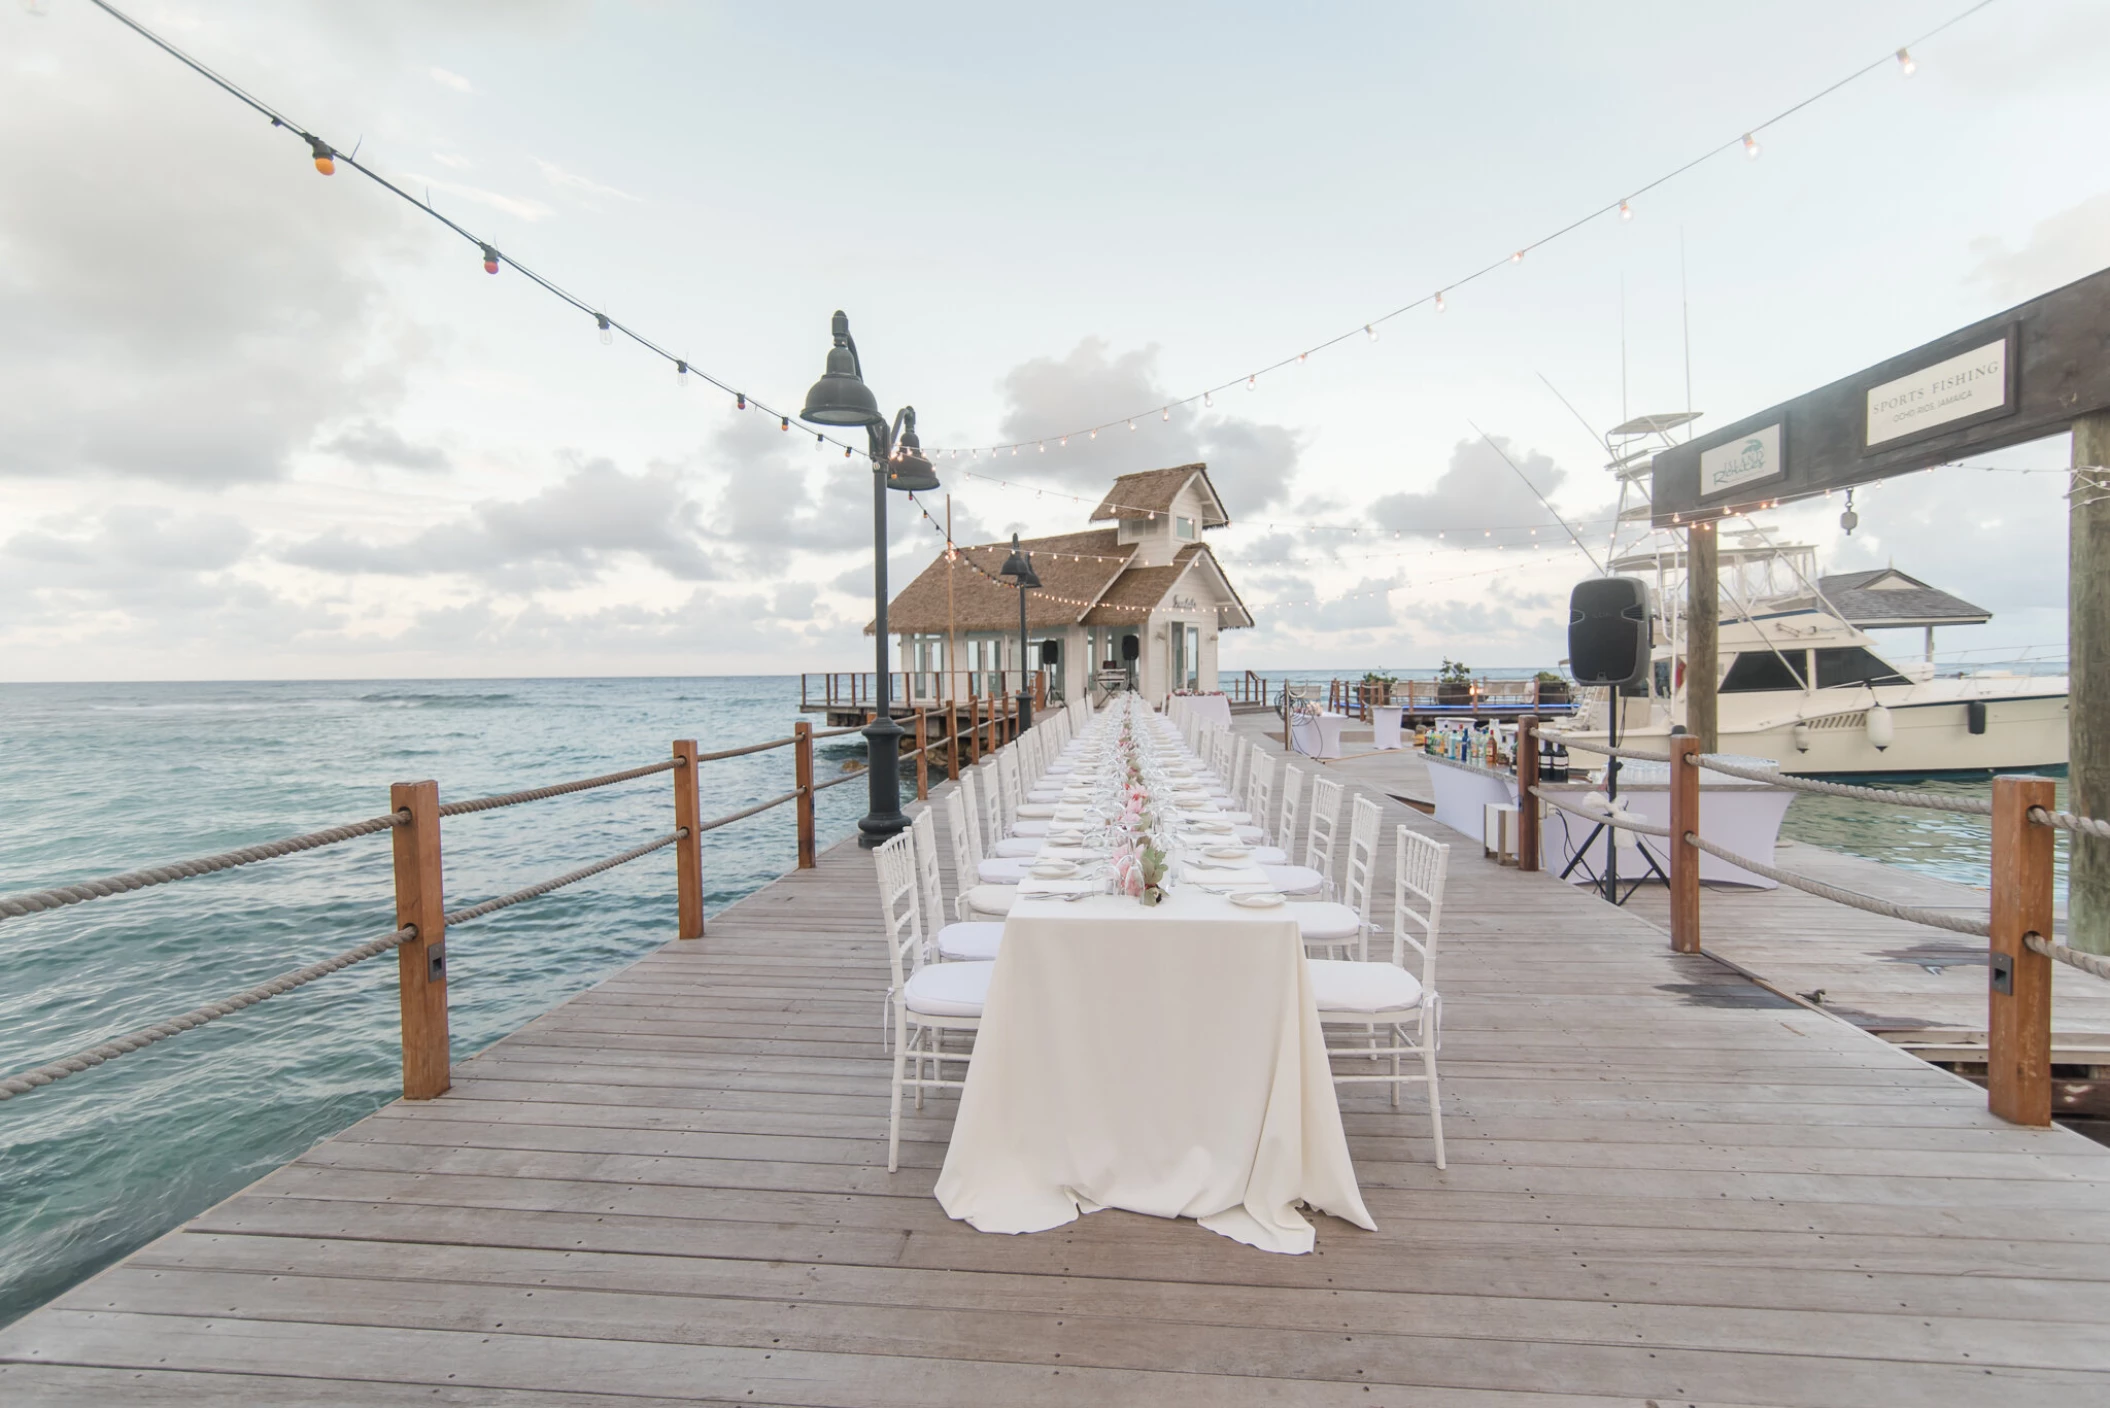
[871,529,1135,634]
[1088,465,1230,527]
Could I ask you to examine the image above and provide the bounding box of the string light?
[1364,324,1378,341]
[675,359,688,383]
[1128,419,1136,431]
[1246,374,1256,390]
[735,392,746,410]
[1742,132,1760,159]
[1618,200,1633,221]
[1434,292,1446,313]
[1510,250,1525,264]
[306,136,334,175]
[1203,391,1213,408]
[781,416,790,431]
[480,243,500,274]
[1896,46,1916,75]
[596,313,612,346]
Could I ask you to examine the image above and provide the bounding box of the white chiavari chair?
[1311,825,1448,1166]
[910,808,1004,962]
[944,783,1019,915]
[1286,793,1378,956]
[1263,775,1339,895]
[1251,762,1302,865]
[874,832,990,1172]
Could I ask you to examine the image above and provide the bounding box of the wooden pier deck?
[7,785,2110,1404]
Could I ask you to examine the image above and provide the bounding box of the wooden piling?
[673,740,704,939]
[1668,733,1701,953]
[390,779,449,1101]
[1687,520,1720,754]
[794,721,817,871]
[1988,774,2056,1125]
[2073,409,2110,954]
[915,710,929,801]
[1515,715,1539,873]
[945,699,959,782]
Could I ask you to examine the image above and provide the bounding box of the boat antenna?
[1466,418,1605,574]
[1680,228,1694,443]
[1533,373,1626,570]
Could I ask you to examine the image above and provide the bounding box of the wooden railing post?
[1515,715,1539,874]
[966,694,980,767]
[794,721,817,870]
[390,780,449,1101]
[945,699,960,781]
[673,740,704,940]
[915,710,929,801]
[1668,733,1701,953]
[1989,774,2056,1125]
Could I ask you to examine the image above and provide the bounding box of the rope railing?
[2030,806,2110,840]
[1692,753,1998,815]
[444,830,686,928]
[694,790,803,833]
[437,758,681,818]
[1550,739,1673,765]
[0,923,416,1101]
[0,811,408,923]
[2025,933,2110,982]
[810,769,868,795]
[1679,829,1992,938]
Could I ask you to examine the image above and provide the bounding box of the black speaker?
[1567,577,1651,687]
[1039,639,1060,665]
[1120,635,1140,662]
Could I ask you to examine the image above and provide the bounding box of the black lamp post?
[801,311,937,849]
[999,532,1041,732]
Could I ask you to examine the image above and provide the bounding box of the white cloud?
[534,159,641,204]
[1969,190,2110,303]
[428,67,478,95]
[406,175,554,224]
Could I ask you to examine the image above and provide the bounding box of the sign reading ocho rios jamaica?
[1864,335,2013,448]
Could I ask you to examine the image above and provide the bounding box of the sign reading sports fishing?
[1650,268,2110,526]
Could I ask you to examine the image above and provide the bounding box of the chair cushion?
[1215,810,1253,825]
[1250,846,1289,865]
[1309,959,1423,1014]
[1234,826,1266,844]
[961,884,1016,917]
[903,960,993,1017]
[1009,819,1052,836]
[1261,865,1326,894]
[978,857,1035,883]
[992,837,1044,857]
[1289,901,1363,941]
[1016,803,1058,818]
[937,922,1004,961]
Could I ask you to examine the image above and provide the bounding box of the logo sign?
[1171,594,1199,611]
[1700,423,1783,498]
[1865,336,2012,448]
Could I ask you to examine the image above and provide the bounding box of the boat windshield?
[1814,646,1909,689]
[1721,651,1807,693]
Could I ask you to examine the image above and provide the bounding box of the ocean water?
[0,676,873,1328]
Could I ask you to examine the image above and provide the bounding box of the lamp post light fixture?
[999,532,1041,732]
[801,310,937,849]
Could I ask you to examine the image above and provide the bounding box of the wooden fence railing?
[802,670,1048,713]
[1527,720,2109,1129]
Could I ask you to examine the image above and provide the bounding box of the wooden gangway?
[6,781,2110,1404]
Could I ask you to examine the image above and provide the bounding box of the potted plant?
[1533,669,1570,705]
[1436,658,1473,706]
[1359,671,1397,710]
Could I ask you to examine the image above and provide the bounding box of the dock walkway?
[6,779,2110,1403]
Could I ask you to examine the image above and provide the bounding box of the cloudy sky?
[3,0,2103,681]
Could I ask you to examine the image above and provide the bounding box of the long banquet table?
[933,700,1374,1254]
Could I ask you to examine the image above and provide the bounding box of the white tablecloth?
[1289,711,1349,759]
[1371,704,1405,750]
[934,886,1374,1254]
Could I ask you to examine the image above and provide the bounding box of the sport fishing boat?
[1548,532,2067,778]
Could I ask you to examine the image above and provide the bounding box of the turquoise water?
[1781,776,2071,904]
[0,677,871,1328]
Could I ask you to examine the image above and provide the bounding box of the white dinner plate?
[1205,845,1252,860]
[1231,891,1286,908]
[1029,861,1079,879]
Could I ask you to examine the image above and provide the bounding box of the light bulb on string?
[675,359,689,385]
[1434,292,1446,313]
[1204,391,1214,408]
[596,314,612,345]
[1618,200,1633,221]
[1298,351,1308,364]
[1365,324,1378,341]
[1896,47,1915,75]
[1742,132,1760,159]
[1161,407,1170,421]
[781,416,790,431]
[480,243,501,274]
[1060,435,1068,447]
[307,137,335,175]
[734,393,746,410]
[1510,250,1525,264]
[1089,428,1097,439]
[1246,375,1256,391]
[1128,419,1136,431]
